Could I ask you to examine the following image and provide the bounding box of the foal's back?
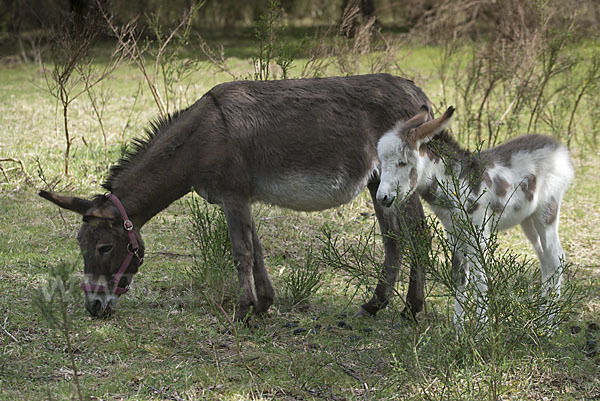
[481,134,574,230]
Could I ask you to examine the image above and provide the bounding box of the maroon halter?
[80,193,143,295]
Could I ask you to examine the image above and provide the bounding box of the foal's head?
[376,106,455,207]
[39,191,144,317]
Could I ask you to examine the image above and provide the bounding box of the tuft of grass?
[280,244,324,307]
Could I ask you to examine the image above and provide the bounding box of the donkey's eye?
[97,244,114,254]
[398,161,407,167]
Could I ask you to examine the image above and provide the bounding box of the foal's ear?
[414,106,455,144]
[39,190,94,215]
[404,105,431,130]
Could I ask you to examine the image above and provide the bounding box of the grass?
[1,40,599,400]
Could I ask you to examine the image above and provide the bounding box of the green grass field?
[1,40,599,400]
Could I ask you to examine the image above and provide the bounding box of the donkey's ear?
[414,106,455,144]
[39,190,94,215]
[82,202,120,225]
[39,190,119,224]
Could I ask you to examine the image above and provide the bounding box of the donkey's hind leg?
[359,183,426,319]
[222,199,259,321]
[251,220,275,315]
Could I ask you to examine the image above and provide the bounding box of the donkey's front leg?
[222,199,259,321]
[359,185,426,318]
[251,221,275,315]
[531,212,565,326]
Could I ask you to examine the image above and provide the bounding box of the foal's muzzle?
[378,193,396,207]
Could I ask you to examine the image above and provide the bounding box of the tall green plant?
[253,0,302,80]
[389,154,580,400]
[187,194,238,316]
[318,221,385,306]
[33,261,84,401]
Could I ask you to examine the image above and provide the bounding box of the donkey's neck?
[105,111,201,228]
[110,165,191,229]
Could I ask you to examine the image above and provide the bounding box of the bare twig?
[96,1,166,117]
[0,165,8,182]
[197,37,237,79]
[334,360,363,383]
[2,317,18,343]
[145,383,186,401]
[78,31,127,164]
[213,302,263,381]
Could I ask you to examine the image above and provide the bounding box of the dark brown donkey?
[39,74,432,321]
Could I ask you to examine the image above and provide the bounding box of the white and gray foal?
[376,106,574,331]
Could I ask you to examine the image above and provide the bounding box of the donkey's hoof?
[252,301,272,316]
[400,307,419,323]
[233,307,251,324]
[353,306,375,318]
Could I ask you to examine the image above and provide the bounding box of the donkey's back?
[200,74,431,211]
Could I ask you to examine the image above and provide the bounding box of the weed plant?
[319,221,384,305]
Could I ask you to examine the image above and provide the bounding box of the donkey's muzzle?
[84,293,118,317]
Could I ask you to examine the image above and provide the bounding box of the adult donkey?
[40,74,432,321]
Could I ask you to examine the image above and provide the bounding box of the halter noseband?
[80,193,143,295]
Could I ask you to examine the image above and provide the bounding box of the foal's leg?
[451,233,489,334]
[222,199,259,321]
[521,214,562,327]
[465,223,490,328]
[250,220,275,315]
[448,233,469,333]
[525,205,566,329]
[520,216,544,260]
[531,206,565,301]
[359,183,426,319]
[452,253,468,334]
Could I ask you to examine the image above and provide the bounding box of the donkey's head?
[376,106,455,207]
[39,191,144,317]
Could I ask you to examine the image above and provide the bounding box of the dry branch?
[0,157,33,183]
